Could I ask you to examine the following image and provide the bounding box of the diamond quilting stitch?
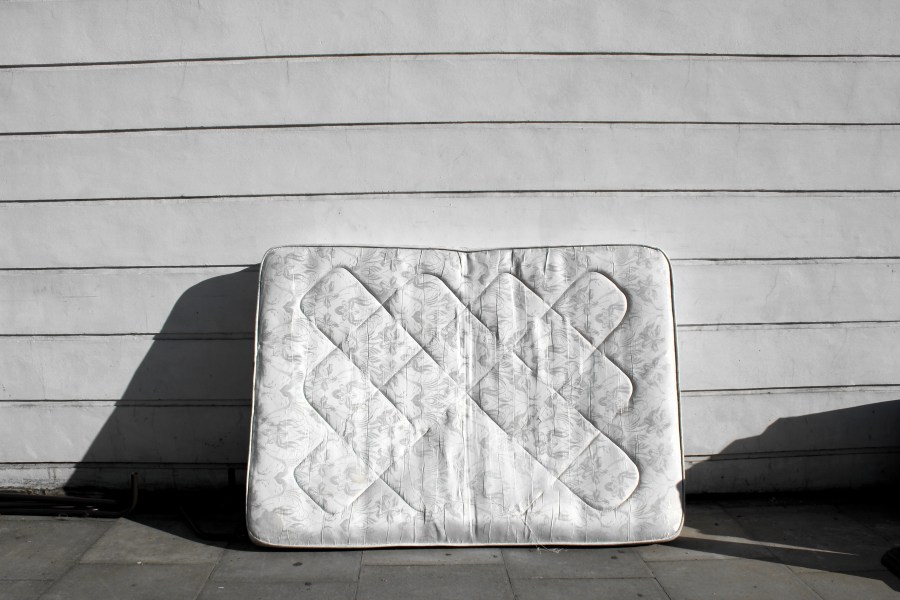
[295,265,639,516]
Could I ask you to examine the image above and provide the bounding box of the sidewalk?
[1,494,898,599]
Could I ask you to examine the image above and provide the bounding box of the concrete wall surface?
[2,0,899,493]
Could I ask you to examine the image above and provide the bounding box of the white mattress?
[247,246,683,547]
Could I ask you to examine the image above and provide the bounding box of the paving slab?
[0,517,110,580]
[80,517,225,565]
[357,565,514,600]
[39,564,213,600]
[197,581,358,600]
[362,547,503,565]
[510,577,670,600]
[723,504,890,572]
[211,543,360,582]
[0,580,52,600]
[503,547,652,579]
[798,570,900,599]
[638,503,776,562]
[650,558,822,600]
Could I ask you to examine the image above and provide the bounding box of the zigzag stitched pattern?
[295,267,639,517]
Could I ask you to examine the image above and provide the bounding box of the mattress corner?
[644,506,686,545]
[243,505,275,548]
[667,507,687,542]
[245,527,276,548]
[259,245,287,268]
[637,244,673,271]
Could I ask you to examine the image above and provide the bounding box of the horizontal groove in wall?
[0,392,892,403]
[3,383,897,403]
[5,121,900,137]
[7,257,900,272]
[7,448,895,468]
[0,384,889,404]
[5,257,900,273]
[5,121,900,138]
[682,386,900,395]
[5,190,900,205]
[0,333,255,341]
[675,257,900,265]
[2,387,894,403]
[0,462,245,469]
[5,52,900,70]
[0,399,251,407]
[0,264,261,272]
[680,321,900,331]
[687,447,900,461]
[682,384,900,396]
[5,320,899,340]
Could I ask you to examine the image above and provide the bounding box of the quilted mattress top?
[247,245,683,547]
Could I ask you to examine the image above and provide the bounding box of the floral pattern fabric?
[247,246,683,547]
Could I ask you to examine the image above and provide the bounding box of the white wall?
[2,0,899,492]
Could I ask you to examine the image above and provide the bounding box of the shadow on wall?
[65,268,260,491]
[686,400,900,493]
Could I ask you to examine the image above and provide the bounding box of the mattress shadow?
[657,532,900,591]
[64,267,258,492]
[681,401,900,589]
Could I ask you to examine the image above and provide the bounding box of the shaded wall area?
[86,269,257,489]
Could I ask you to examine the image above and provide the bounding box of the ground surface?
[1,494,899,599]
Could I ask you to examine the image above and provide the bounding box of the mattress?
[247,245,683,547]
